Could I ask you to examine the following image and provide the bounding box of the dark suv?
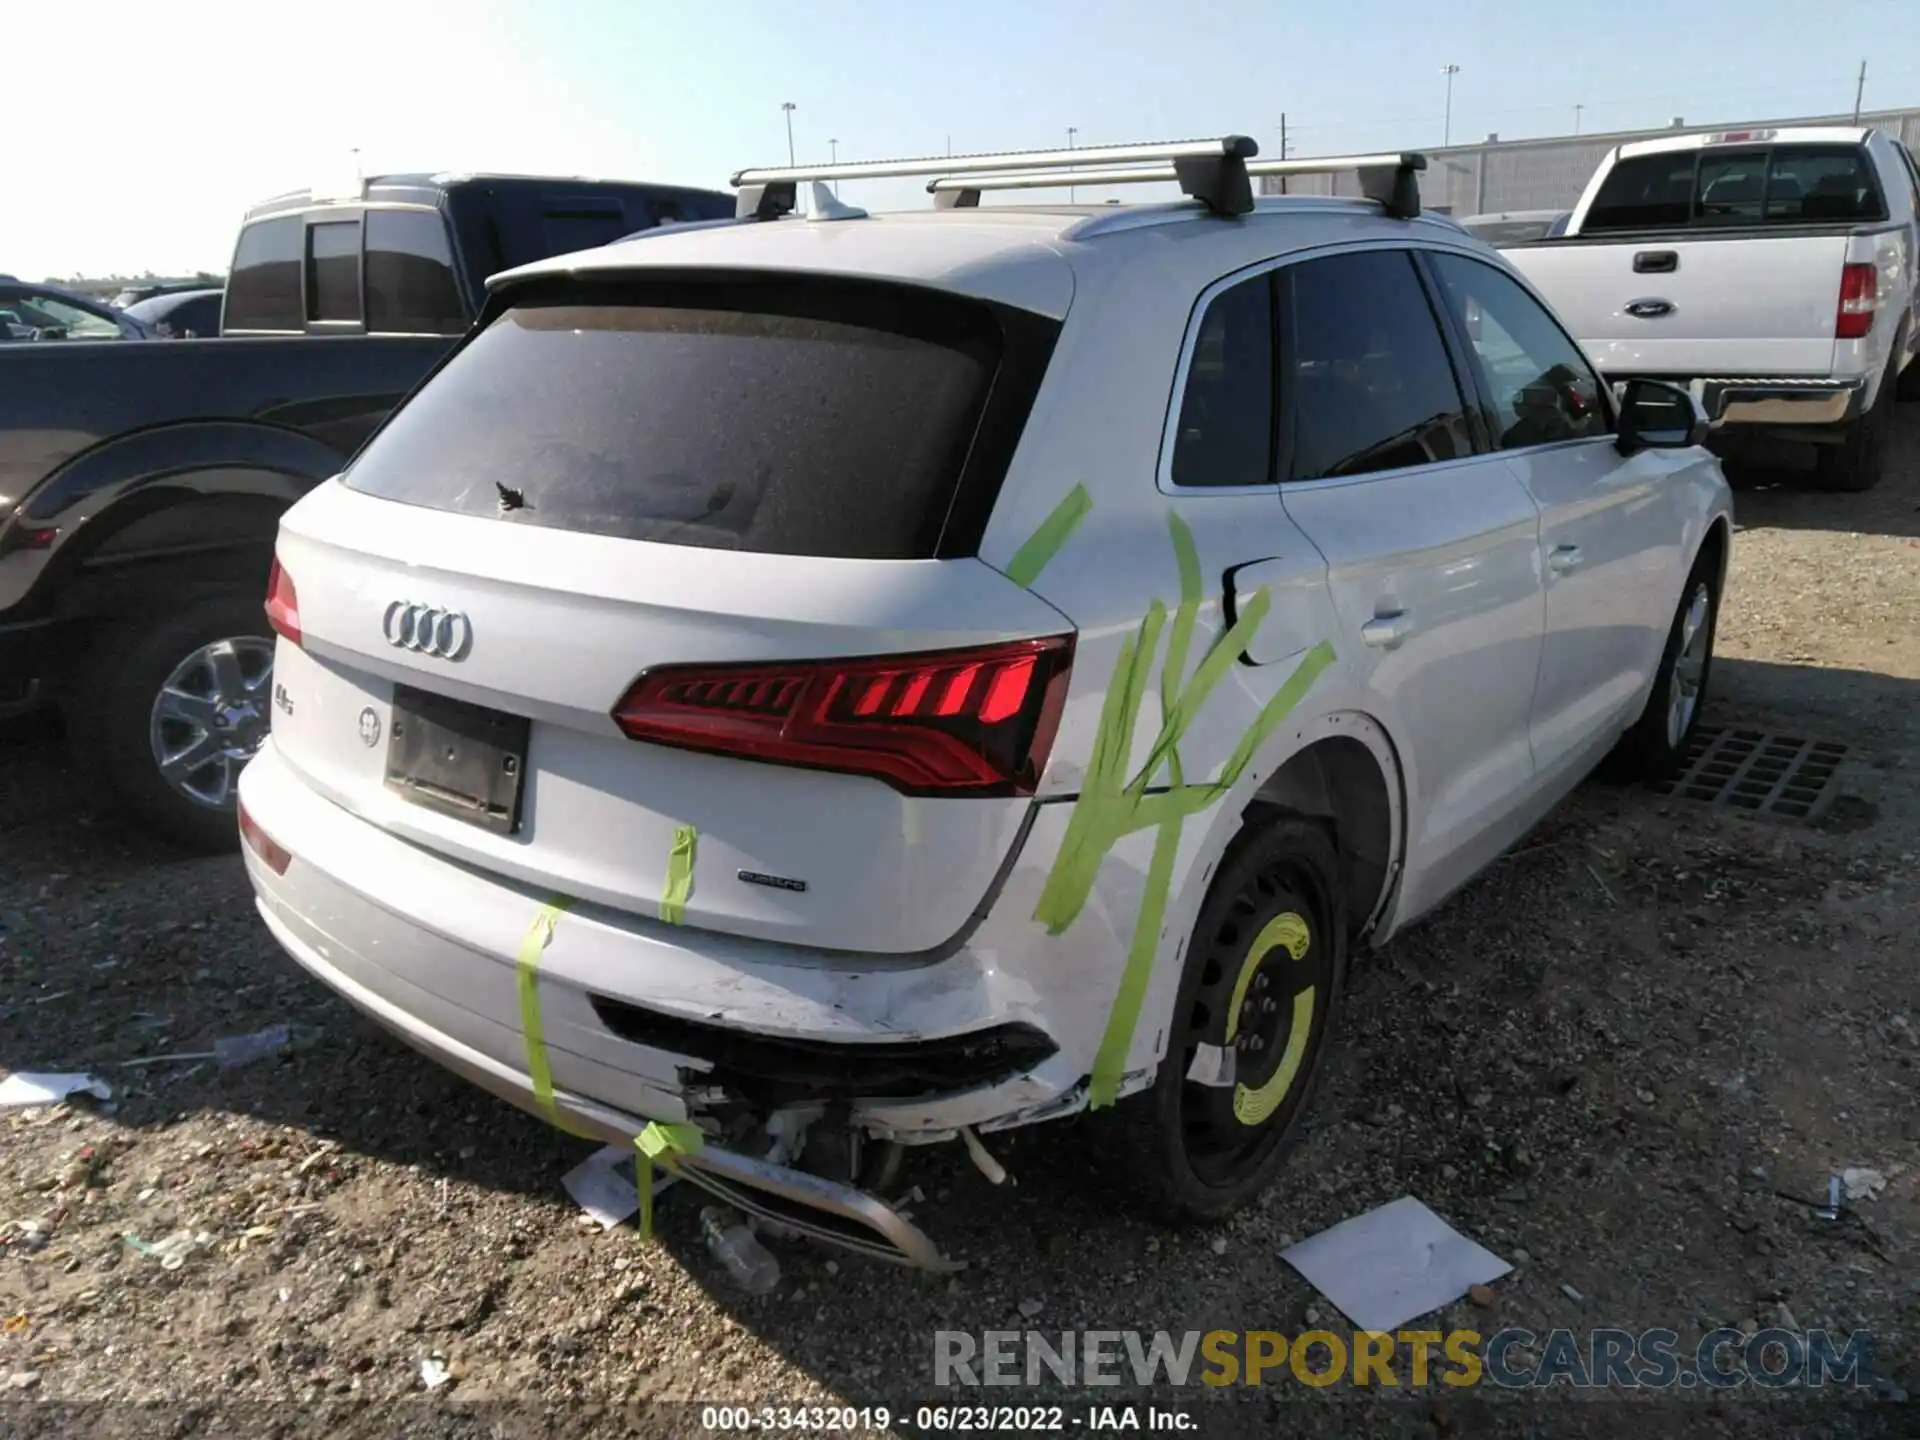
[0,171,733,846]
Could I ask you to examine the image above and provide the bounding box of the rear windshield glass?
[1584,145,1884,232]
[341,279,1013,559]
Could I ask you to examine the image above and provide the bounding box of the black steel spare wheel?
[1097,816,1347,1223]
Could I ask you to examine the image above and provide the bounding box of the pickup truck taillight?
[1836,263,1877,340]
[265,559,302,646]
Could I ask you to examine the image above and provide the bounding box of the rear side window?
[1765,148,1882,221]
[1280,251,1474,482]
[1585,145,1885,232]
[224,216,302,331]
[307,221,362,322]
[343,278,1039,559]
[365,210,466,333]
[1169,273,1274,487]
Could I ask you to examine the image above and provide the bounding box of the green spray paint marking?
[1022,510,1337,1109]
[1003,484,1093,589]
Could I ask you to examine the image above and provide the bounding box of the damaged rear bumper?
[235,740,1102,1265]
[254,897,957,1268]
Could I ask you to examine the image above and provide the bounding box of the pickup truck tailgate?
[1509,234,1849,376]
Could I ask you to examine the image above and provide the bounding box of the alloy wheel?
[1666,582,1712,749]
[147,637,276,809]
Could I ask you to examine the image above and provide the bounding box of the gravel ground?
[3,416,1918,1437]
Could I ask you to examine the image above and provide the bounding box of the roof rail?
[925,152,1429,220]
[732,135,1263,219]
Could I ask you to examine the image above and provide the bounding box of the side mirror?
[1616,377,1709,455]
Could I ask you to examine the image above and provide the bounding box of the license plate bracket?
[385,684,529,835]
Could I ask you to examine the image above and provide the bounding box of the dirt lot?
[3,417,1917,1437]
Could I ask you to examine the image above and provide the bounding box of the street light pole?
[1067,125,1078,203]
[1439,64,1460,147]
[1574,103,1584,136]
[829,137,839,195]
[781,101,797,167]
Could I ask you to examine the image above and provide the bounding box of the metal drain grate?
[1651,727,1848,819]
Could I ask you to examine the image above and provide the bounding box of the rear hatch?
[265,270,1072,956]
[1512,141,1882,376]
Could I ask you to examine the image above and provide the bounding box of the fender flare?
[20,419,343,527]
[1180,705,1410,946]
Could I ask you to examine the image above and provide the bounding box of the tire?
[1813,370,1893,492]
[1092,817,1348,1225]
[1897,353,1920,403]
[68,589,277,852]
[1613,552,1719,783]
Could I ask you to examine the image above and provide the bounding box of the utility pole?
[1067,125,1078,204]
[1279,113,1288,194]
[829,137,839,196]
[1440,64,1460,147]
[1574,104,1584,136]
[781,101,797,167]
[1852,60,1867,123]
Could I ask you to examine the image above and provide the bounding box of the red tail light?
[237,796,292,875]
[612,637,1075,796]
[264,559,301,645]
[1836,263,1877,339]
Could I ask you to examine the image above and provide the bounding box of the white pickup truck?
[1507,125,1920,490]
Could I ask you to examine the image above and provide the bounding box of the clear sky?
[9,0,1917,279]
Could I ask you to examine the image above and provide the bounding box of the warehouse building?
[1263,104,1920,216]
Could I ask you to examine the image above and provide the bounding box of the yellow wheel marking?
[1234,987,1315,1127]
[1220,910,1314,1128]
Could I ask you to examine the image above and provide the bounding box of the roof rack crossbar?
[734,135,1262,219]
[925,152,1430,220]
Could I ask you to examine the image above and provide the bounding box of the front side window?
[365,210,466,334]
[1427,252,1608,451]
[307,220,362,323]
[1168,272,1273,487]
[224,216,303,331]
[1280,250,1473,481]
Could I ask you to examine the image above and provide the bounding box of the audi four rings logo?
[382,601,473,660]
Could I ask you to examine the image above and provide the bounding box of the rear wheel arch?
[40,479,294,694]
[1205,712,1407,945]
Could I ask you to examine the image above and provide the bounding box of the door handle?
[1360,610,1414,650]
[1548,544,1584,575]
[1633,250,1678,273]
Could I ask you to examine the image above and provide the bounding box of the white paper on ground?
[562,1143,677,1229]
[0,1071,114,1108]
[1280,1195,1510,1333]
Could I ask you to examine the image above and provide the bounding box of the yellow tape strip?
[660,824,697,925]
[636,1119,704,1241]
[1026,509,1338,1109]
[514,894,582,1133]
[1003,483,1093,590]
